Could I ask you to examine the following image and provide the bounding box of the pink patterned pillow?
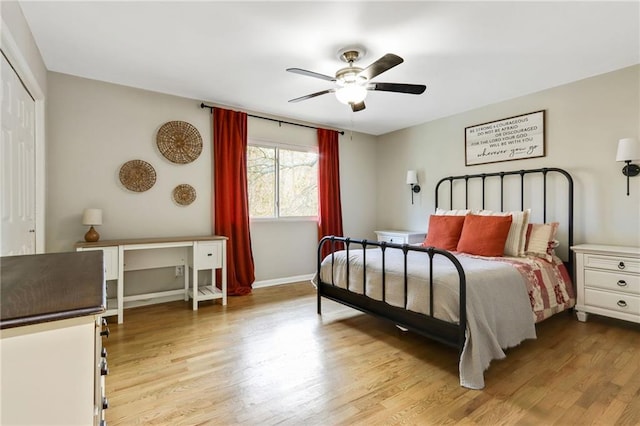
[525,222,559,261]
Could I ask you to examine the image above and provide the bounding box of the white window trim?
[247,139,318,221]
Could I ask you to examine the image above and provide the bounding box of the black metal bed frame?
[316,167,574,356]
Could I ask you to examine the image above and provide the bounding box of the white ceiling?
[18,1,640,136]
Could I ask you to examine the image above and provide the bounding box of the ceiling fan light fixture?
[335,83,367,105]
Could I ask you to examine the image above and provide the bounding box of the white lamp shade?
[406,170,418,185]
[82,208,103,226]
[335,84,368,105]
[616,138,639,162]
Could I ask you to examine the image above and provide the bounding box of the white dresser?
[573,244,640,324]
[1,251,108,425]
[375,230,426,245]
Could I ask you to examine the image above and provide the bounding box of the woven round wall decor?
[172,184,196,206]
[119,160,157,192]
[156,120,202,164]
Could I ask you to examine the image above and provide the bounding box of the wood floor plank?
[104,282,640,425]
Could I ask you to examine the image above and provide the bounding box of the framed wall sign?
[465,110,545,166]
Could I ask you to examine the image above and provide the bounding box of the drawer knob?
[618,261,626,270]
[617,280,628,287]
[100,327,110,338]
[617,300,628,308]
[102,397,109,410]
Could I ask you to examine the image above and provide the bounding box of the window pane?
[279,149,318,217]
[247,146,276,218]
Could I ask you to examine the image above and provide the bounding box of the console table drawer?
[195,242,222,269]
[584,288,640,316]
[584,269,640,295]
[584,254,640,274]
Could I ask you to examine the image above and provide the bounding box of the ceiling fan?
[287,48,426,112]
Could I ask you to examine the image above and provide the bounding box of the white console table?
[76,235,227,323]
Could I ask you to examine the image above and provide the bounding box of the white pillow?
[435,208,470,216]
[475,209,530,257]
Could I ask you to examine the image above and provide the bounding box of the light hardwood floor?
[105,282,640,425]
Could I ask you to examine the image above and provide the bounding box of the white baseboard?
[123,293,184,309]
[252,274,314,289]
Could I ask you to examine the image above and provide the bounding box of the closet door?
[1,53,36,255]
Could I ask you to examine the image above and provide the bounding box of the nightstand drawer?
[584,270,640,295]
[377,234,403,244]
[584,254,640,274]
[375,230,426,245]
[584,288,640,316]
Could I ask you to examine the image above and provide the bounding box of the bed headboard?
[434,167,574,274]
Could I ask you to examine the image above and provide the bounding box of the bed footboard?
[317,236,467,353]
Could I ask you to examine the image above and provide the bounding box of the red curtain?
[317,128,344,258]
[212,107,254,295]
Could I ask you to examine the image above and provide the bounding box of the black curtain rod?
[200,103,344,135]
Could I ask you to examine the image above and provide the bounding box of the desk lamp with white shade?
[82,208,102,242]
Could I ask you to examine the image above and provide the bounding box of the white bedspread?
[317,247,536,389]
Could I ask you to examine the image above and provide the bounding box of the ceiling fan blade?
[351,101,366,112]
[369,82,426,95]
[358,53,404,81]
[286,68,336,82]
[288,89,334,103]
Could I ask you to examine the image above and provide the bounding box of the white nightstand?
[375,230,426,245]
[572,244,640,324]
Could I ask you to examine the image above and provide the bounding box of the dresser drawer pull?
[100,327,110,338]
[617,280,628,287]
[207,253,213,256]
[618,261,626,270]
[102,397,109,410]
[617,300,628,308]
[101,360,109,376]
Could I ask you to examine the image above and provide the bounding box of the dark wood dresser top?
[1,251,106,329]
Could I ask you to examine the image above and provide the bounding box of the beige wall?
[376,65,640,249]
[46,72,378,286]
[40,65,640,288]
[46,73,213,249]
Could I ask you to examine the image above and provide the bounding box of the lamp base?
[84,226,100,242]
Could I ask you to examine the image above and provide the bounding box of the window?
[247,143,318,219]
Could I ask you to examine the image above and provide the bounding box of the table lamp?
[82,208,102,242]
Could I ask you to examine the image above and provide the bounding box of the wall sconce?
[82,208,103,242]
[406,170,421,204]
[616,138,640,196]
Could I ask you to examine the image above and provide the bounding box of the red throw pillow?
[422,215,467,251]
[456,214,513,257]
